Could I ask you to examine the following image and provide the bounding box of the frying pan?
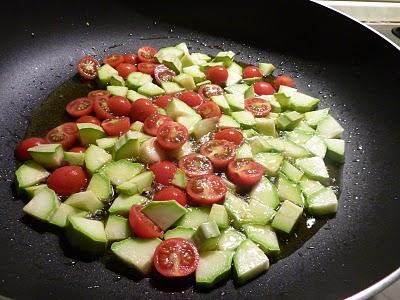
[1,0,399,299]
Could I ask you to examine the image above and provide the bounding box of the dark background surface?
[0,0,399,299]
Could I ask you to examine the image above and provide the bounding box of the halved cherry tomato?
[179,91,203,107]
[47,166,87,196]
[197,84,224,100]
[88,90,111,100]
[149,161,177,185]
[200,139,236,169]
[116,63,137,79]
[214,128,243,146]
[123,53,138,65]
[206,66,228,86]
[69,146,86,153]
[46,122,78,150]
[154,64,176,84]
[137,46,157,63]
[137,62,158,75]
[101,117,130,136]
[273,75,295,89]
[129,205,163,238]
[76,115,101,125]
[94,97,114,120]
[153,186,188,207]
[104,53,124,68]
[107,96,131,116]
[253,81,275,95]
[143,113,173,136]
[154,95,172,108]
[186,174,227,205]
[153,238,199,277]
[245,97,272,117]
[130,98,157,122]
[197,101,221,119]
[243,66,263,78]
[66,97,93,118]
[156,122,188,151]
[15,137,47,160]
[178,153,213,178]
[77,56,100,80]
[227,159,264,187]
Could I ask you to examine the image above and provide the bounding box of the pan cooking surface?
[0,1,399,299]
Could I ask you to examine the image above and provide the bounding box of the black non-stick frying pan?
[1,0,400,299]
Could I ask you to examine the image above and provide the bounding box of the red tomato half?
[149,161,177,185]
[107,96,131,116]
[244,97,272,117]
[197,84,224,100]
[101,117,130,136]
[129,205,163,238]
[137,46,157,63]
[116,63,137,79]
[153,238,199,278]
[47,166,87,196]
[154,64,176,85]
[200,139,236,169]
[104,53,124,68]
[137,63,158,75]
[197,101,221,119]
[179,91,203,107]
[15,137,47,161]
[178,153,213,178]
[273,75,295,89]
[156,122,188,151]
[94,97,114,120]
[227,159,264,187]
[186,174,227,205]
[130,98,157,122]
[76,115,101,126]
[243,66,263,78]
[143,113,173,136]
[206,66,228,86]
[123,53,138,65]
[77,56,100,80]
[88,90,111,100]
[69,146,86,153]
[253,81,275,95]
[153,186,188,207]
[214,128,243,146]
[46,122,78,150]
[154,95,172,108]
[66,97,93,118]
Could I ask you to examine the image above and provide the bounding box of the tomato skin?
[116,63,137,79]
[130,98,157,122]
[101,117,130,136]
[94,97,114,120]
[253,81,275,95]
[143,113,173,137]
[206,66,228,86]
[214,128,243,146]
[77,56,100,80]
[46,123,78,150]
[76,115,101,125]
[156,122,188,151]
[186,174,227,205]
[197,101,221,119]
[47,166,87,196]
[69,146,86,153]
[129,205,163,238]
[178,153,214,178]
[243,66,263,78]
[107,96,131,116]
[137,46,157,63]
[149,161,177,185]
[154,64,176,85]
[179,91,203,107]
[200,139,236,169]
[153,186,188,207]
[137,63,158,75]
[227,159,264,187]
[153,238,199,278]
[123,53,138,65]
[88,90,111,101]
[273,75,295,89]
[104,53,124,68]
[66,97,93,118]
[154,95,172,108]
[244,97,272,117]
[15,137,47,160]
[197,84,224,100]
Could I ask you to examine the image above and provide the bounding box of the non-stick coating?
[1,1,399,299]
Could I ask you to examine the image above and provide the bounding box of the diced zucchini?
[108,194,148,215]
[126,72,152,90]
[276,111,304,130]
[175,207,210,229]
[255,118,276,137]
[195,251,234,288]
[306,187,338,215]
[138,137,167,164]
[130,121,144,132]
[165,98,197,119]
[281,160,304,183]
[289,92,320,112]
[109,74,125,86]
[176,114,202,135]
[212,51,235,67]
[142,200,187,231]
[299,176,324,198]
[224,191,249,228]
[281,139,310,159]
[277,175,304,206]
[193,220,221,251]
[211,95,230,115]
[49,203,82,228]
[87,173,112,202]
[208,204,230,230]
[161,81,185,94]
[231,111,256,129]
[304,135,327,158]
[126,89,148,101]
[20,183,47,198]
[182,65,206,83]
[236,143,253,159]
[218,115,240,129]
[23,187,59,221]
[155,46,184,62]
[63,151,85,166]
[193,117,219,140]
[217,227,246,251]
[224,83,249,95]
[254,153,282,176]
[101,160,144,185]
[28,143,64,169]
[105,215,131,241]
[16,161,50,189]
[250,177,280,209]
[174,73,196,90]
[274,85,297,109]
[271,200,303,234]
[96,137,117,152]
[116,171,154,196]
[64,190,104,212]
[107,86,128,97]
[258,63,275,76]
[304,108,330,128]
[286,130,312,144]
[225,94,245,111]
[138,82,165,97]
[325,139,345,163]
[296,157,329,184]
[248,198,276,225]
[164,226,195,241]
[97,64,118,86]
[77,123,106,146]
[243,224,280,255]
[84,145,112,174]
[316,115,344,138]
[114,131,150,161]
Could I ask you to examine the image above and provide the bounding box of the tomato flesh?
[179,91,203,108]
[116,63,137,79]
[178,153,213,178]
[107,96,131,116]
[137,63,158,75]
[47,166,87,196]
[104,54,124,68]
[156,122,188,151]
[77,56,100,80]
[244,97,272,117]
[76,115,101,125]
[130,98,157,122]
[149,161,177,185]
[214,128,243,146]
[206,66,228,86]
[69,146,86,153]
[15,137,47,161]
[66,97,93,118]
[186,174,227,205]
[123,53,138,65]
[94,97,114,120]
[129,205,163,238]
[273,75,295,89]
[197,101,221,119]
[243,66,263,78]
[101,117,130,136]
[138,46,157,63]
[227,159,264,187]
[154,64,176,84]
[154,186,188,207]
[88,90,111,100]
[200,139,236,169]
[153,238,199,277]
[46,122,78,150]
[154,95,172,109]
[253,81,275,95]
[143,113,173,137]
[197,84,224,100]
